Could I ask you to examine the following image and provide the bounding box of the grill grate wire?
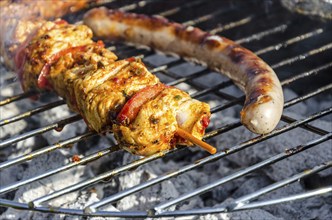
[0,0,331,218]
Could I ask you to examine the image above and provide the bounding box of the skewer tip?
[176,128,217,154]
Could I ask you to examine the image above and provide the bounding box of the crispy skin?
[84,8,284,134]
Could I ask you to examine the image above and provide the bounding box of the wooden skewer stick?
[176,128,217,154]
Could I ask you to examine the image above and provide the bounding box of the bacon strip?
[117,83,167,125]
[83,7,284,134]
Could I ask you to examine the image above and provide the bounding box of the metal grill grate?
[0,0,331,218]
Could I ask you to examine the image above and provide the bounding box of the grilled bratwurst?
[0,3,210,156]
[83,8,284,134]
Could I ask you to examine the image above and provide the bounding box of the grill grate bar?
[191,81,234,99]
[2,186,332,218]
[0,115,82,149]
[209,16,253,35]
[0,90,37,106]
[117,0,163,12]
[157,162,331,217]
[234,186,332,211]
[153,136,332,214]
[182,5,241,27]
[88,133,332,213]
[0,146,119,195]
[255,28,324,55]
[158,0,207,17]
[281,62,332,86]
[284,83,332,109]
[232,162,332,207]
[281,115,329,136]
[271,43,332,69]
[29,106,331,208]
[0,75,17,88]
[236,24,288,44]
[0,131,95,170]
[166,68,210,87]
[0,100,66,127]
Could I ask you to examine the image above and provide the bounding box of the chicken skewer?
[0,1,215,156]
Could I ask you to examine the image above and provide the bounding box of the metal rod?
[271,43,332,69]
[0,131,95,170]
[0,75,17,88]
[0,146,118,195]
[191,81,234,99]
[284,83,332,108]
[235,186,332,211]
[0,198,149,218]
[0,90,37,106]
[255,28,324,55]
[0,100,66,126]
[0,115,82,148]
[281,61,332,86]
[236,24,288,44]
[281,115,328,136]
[209,16,253,35]
[119,0,164,12]
[158,0,207,17]
[158,186,332,217]
[182,4,240,27]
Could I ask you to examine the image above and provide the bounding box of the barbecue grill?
[0,0,331,218]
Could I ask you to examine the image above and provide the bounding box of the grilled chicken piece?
[114,86,210,156]
[73,59,160,132]
[21,21,97,91]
